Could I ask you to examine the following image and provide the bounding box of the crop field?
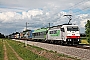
[0,39,80,60]
[80,37,90,44]
[0,39,48,60]
[0,39,4,60]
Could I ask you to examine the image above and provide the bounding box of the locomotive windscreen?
[67,26,79,31]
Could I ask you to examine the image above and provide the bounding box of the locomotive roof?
[33,28,48,33]
[33,24,78,33]
[62,24,78,26]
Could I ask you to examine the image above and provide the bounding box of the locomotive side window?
[53,30,57,34]
[40,32,42,35]
[49,30,57,34]
[50,31,53,34]
[61,28,65,32]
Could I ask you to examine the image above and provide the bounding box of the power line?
[69,0,86,11]
[66,0,89,12]
[74,7,90,14]
[47,0,90,22]
[63,0,90,23]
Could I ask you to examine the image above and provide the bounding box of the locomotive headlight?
[78,39,79,41]
[70,39,71,41]
[68,39,69,41]
[68,39,70,41]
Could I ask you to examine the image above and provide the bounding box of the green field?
[0,39,4,60]
[5,40,18,60]
[0,39,48,60]
[6,39,48,60]
[0,39,81,60]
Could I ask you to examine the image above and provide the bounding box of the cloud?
[22,9,43,19]
[0,8,90,35]
[0,0,90,35]
[77,14,90,28]
[79,1,90,10]
[0,9,43,22]
[1,0,89,12]
[80,20,87,28]
[0,12,21,23]
[0,9,45,35]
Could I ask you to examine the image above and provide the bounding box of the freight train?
[9,24,80,45]
[32,24,80,45]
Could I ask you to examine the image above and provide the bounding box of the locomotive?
[32,24,80,45]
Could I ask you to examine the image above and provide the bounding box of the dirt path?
[5,40,23,60]
[3,40,8,60]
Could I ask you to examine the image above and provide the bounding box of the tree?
[0,33,5,38]
[85,20,90,43]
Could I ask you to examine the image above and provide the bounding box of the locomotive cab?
[61,25,80,45]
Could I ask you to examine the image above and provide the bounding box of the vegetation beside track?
[0,39,81,60]
[6,39,48,60]
[5,40,18,60]
[27,45,80,60]
[0,39,4,60]
[80,37,90,44]
[10,39,80,60]
[80,40,89,44]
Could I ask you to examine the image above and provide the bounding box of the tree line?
[85,20,90,43]
[0,33,5,38]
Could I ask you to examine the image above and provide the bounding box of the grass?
[27,43,80,60]
[79,39,89,44]
[0,39,81,60]
[57,53,80,60]
[80,37,90,44]
[26,42,80,60]
[6,39,48,60]
[45,50,80,60]
[5,40,18,60]
[81,40,89,44]
[28,44,45,52]
[0,39,4,60]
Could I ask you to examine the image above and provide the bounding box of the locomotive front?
[61,25,80,45]
[66,25,80,45]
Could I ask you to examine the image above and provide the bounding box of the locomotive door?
[61,28,65,40]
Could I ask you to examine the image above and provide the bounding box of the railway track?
[76,44,90,49]
[15,38,90,50]
[66,44,90,50]
[29,40,90,50]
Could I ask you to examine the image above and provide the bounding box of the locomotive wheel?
[50,40,54,44]
[57,41,61,45]
[60,40,64,45]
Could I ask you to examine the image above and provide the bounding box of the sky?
[0,0,90,35]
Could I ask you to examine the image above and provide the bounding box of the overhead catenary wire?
[61,0,90,24]
[65,0,89,13]
[46,0,90,22]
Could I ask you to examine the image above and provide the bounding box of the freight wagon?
[19,30,34,40]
